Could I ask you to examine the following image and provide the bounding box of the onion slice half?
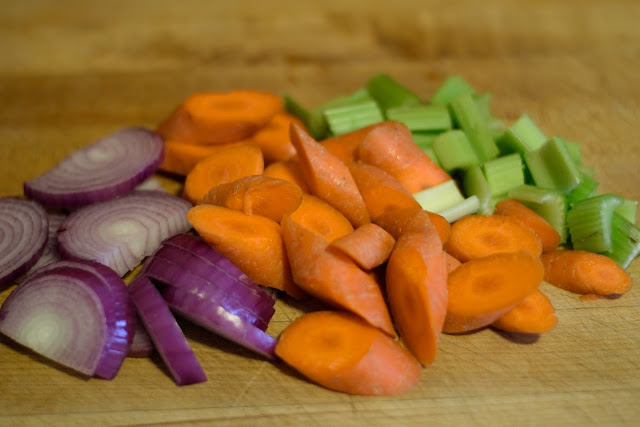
[24,128,164,209]
[0,197,48,290]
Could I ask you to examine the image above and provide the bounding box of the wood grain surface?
[1,1,639,425]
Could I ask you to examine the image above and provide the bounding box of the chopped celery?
[614,198,638,224]
[322,87,373,109]
[567,174,599,207]
[283,95,329,140]
[567,193,623,253]
[323,100,384,136]
[385,105,452,132]
[411,132,439,148]
[508,184,568,243]
[577,164,595,178]
[430,75,476,106]
[432,130,479,172]
[561,138,582,166]
[475,93,504,139]
[421,146,441,167]
[413,180,465,213]
[524,137,583,193]
[605,212,640,269]
[449,92,500,162]
[439,196,480,223]
[366,73,423,112]
[482,153,525,197]
[497,114,547,155]
[463,164,494,215]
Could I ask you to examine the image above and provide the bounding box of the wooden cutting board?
[1,1,639,425]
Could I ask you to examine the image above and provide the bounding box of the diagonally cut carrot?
[249,112,305,164]
[492,289,557,334]
[374,206,450,245]
[263,158,310,193]
[289,194,354,242]
[494,199,561,253]
[159,140,243,176]
[329,223,396,270]
[319,122,386,164]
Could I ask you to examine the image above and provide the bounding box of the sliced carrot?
[289,123,370,228]
[329,223,396,270]
[159,140,243,176]
[187,204,305,299]
[444,214,543,262]
[288,194,354,242]
[263,158,310,193]
[281,215,395,336]
[319,122,385,164]
[357,121,450,193]
[198,175,303,223]
[275,310,421,396]
[249,112,304,164]
[157,90,283,144]
[443,251,544,334]
[348,161,419,220]
[541,250,633,296]
[385,222,448,365]
[494,199,561,252]
[183,143,264,204]
[445,252,462,273]
[374,206,450,245]
[492,289,557,334]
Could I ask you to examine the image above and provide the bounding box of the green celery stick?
[432,130,479,172]
[439,196,480,223]
[449,92,500,162]
[508,184,568,243]
[614,198,638,224]
[323,100,384,136]
[482,153,525,197]
[605,212,640,269]
[385,105,452,132]
[463,164,494,215]
[413,180,465,213]
[430,75,476,106]
[283,95,328,140]
[567,193,623,253]
[421,146,441,167]
[411,132,439,148]
[524,137,583,193]
[567,174,599,207]
[497,114,547,155]
[366,73,423,112]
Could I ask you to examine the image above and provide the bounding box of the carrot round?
[329,223,396,270]
[158,90,283,144]
[288,194,354,242]
[187,204,305,299]
[492,289,557,334]
[249,112,304,164]
[159,140,243,176]
[198,175,303,223]
[183,143,264,204]
[444,214,543,262]
[319,122,385,164]
[494,199,561,252]
[275,310,421,396]
[443,251,544,334]
[374,206,450,244]
[263,158,310,193]
[281,215,395,336]
[385,221,448,365]
[357,121,450,193]
[541,250,633,296]
[290,123,370,228]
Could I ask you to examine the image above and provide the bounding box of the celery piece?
[497,114,547,155]
[366,73,423,112]
[322,87,373,109]
[475,93,504,140]
[524,137,583,193]
[463,164,494,215]
[411,132,439,148]
[430,75,476,106]
[386,105,452,132]
[567,174,599,207]
[283,95,329,140]
[421,146,441,167]
[439,196,480,223]
[605,212,640,269]
[567,193,623,253]
[432,130,479,172]
[449,93,500,162]
[323,100,384,136]
[577,164,595,178]
[482,153,525,197]
[413,180,465,213]
[614,198,638,224]
[561,138,582,166]
[508,184,568,243]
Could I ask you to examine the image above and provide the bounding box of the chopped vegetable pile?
[0,74,637,396]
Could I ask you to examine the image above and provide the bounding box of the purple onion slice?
[58,191,192,276]
[22,212,66,278]
[128,274,207,386]
[0,198,48,290]
[163,285,278,359]
[24,128,164,209]
[128,316,154,358]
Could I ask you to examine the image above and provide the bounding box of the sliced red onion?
[128,274,207,386]
[0,198,48,290]
[128,315,154,358]
[57,191,191,276]
[163,285,278,359]
[22,212,66,277]
[24,128,164,209]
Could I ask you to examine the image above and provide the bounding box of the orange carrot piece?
[494,199,561,252]
[187,205,305,299]
[329,223,396,270]
[443,251,544,334]
[385,222,449,365]
[444,214,543,262]
[157,90,283,144]
[319,123,385,164]
[492,289,557,334]
[288,194,354,242]
[348,161,419,222]
[445,252,462,273]
[249,112,304,164]
[198,175,303,223]
[275,310,421,396]
[159,140,244,176]
[183,143,264,204]
[263,158,310,193]
[541,250,633,296]
[374,206,450,245]
[289,123,370,228]
[357,121,450,193]
[281,215,395,336]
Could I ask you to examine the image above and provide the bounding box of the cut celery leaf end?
[567,193,624,253]
[413,180,465,213]
[507,184,569,243]
[439,196,480,223]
